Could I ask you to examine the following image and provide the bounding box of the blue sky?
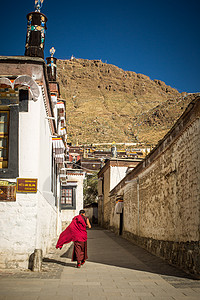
[0,0,199,93]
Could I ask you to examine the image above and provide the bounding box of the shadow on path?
[51,228,199,285]
[100,230,197,281]
[43,258,75,268]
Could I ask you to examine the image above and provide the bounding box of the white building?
[0,7,85,270]
[0,56,60,269]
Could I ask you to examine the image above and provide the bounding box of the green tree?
[83,172,98,207]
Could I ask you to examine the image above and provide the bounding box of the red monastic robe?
[56,215,87,249]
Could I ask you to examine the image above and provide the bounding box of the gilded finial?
[50,47,56,57]
[35,0,44,12]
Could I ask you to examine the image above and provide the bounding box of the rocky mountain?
[57,58,192,146]
[131,93,198,144]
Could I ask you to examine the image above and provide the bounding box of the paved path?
[0,228,199,300]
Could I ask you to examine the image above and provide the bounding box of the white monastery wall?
[0,193,37,269]
[0,86,59,269]
[35,192,57,255]
[110,166,127,191]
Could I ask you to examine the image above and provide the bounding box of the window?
[61,187,72,205]
[19,89,29,112]
[0,86,24,177]
[60,185,76,209]
[0,105,19,178]
[0,111,9,169]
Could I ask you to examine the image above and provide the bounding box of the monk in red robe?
[56,210,91,268]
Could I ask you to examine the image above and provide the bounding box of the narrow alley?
[0,228,199,300]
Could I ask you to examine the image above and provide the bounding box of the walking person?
[56,209,91,268]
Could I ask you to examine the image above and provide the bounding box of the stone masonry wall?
[102,167,111,228]
[109,98,200,276]
[97,179,103,226]
[129,117,200,242]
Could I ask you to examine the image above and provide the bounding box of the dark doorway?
[119,209,123,235]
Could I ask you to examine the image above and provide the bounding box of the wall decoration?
[0,181,16,201]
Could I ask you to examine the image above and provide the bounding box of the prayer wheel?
[25,12,47,59]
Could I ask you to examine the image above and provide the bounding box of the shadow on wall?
[42,176,51,195]
[39,176,56,207]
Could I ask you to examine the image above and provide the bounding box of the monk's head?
[79,209,85,216]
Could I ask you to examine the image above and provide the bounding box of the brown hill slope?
[132,93,198,144]
[57,58,190,145]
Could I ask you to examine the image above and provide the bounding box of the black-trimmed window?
[0,111,9,169]
[60,186,76,209]
[0,105,19,178]
[0,88,28,179]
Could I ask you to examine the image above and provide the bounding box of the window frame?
[60,185,76,210]
[0,110,9,168]
[0,105,19,178]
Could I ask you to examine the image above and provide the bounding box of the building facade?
[0,56,60,269]
[98,158,143,229]
[0,6,85,269]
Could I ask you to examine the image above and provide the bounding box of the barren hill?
[57,58,191,145]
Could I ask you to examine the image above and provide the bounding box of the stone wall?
[102,166,111,229]
[84,206,98,224]
[108,97,200,276]
[97,195,103,227]
[109,193,122,235]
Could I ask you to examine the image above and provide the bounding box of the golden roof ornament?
[50,47,56,57]
[35,0,44,12]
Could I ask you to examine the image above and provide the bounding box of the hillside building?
[68,144,148,173]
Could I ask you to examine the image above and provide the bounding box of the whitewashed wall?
[0,193,37,269]
[110,166,127,191]
[0,86,60,269]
